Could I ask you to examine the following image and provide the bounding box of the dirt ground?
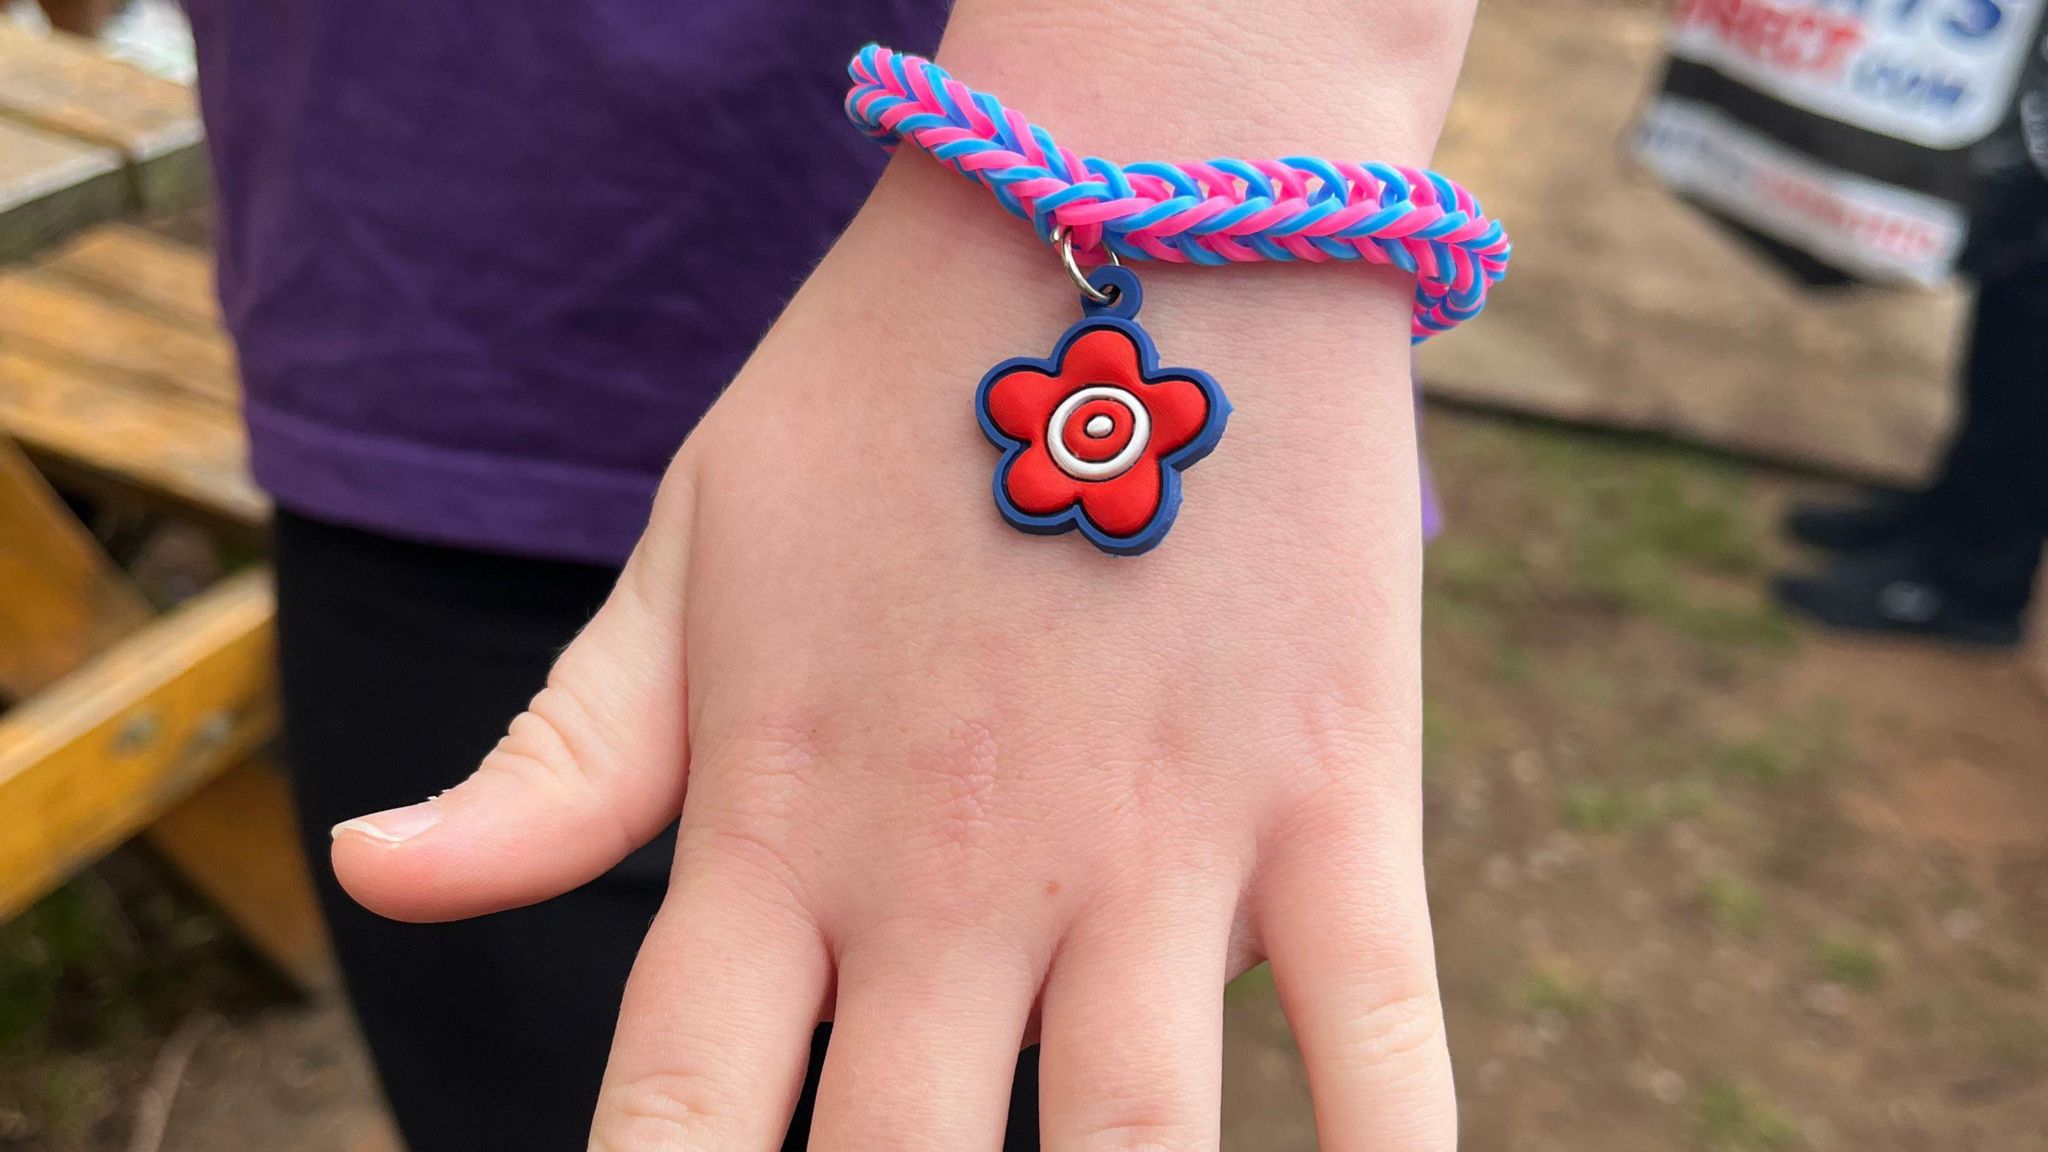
[3,405,2044,1151]
[1401,411,2047,1152]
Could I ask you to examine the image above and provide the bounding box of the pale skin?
[329,2,1479,1148]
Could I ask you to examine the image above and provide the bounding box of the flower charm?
[976,303,1229,556]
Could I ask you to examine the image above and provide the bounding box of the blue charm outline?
[974,266,1231,557]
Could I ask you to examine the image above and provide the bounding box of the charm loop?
[1077,265,1144,322]
[1050,224,1121,306]
[974,272,1228,556]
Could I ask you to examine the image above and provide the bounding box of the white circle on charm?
[1083,414,1114,438]
[1047,386,1149,481]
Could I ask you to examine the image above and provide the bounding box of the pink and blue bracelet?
[844,45,1510,555]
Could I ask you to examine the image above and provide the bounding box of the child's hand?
[331,9,1472,1145]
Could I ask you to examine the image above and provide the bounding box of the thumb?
[330,462,698,923]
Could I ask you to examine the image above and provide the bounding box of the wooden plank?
[0,25,205,213]
[0,116,124,261]
[0,436,153,699]
[0,349,262,525]
[0,272,236,406]
[0,567,277,921]
[36,223,218,333]
[0,442,315,986]
[144,757,334,989]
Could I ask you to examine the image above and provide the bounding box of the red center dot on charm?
[1061,396,1134,464]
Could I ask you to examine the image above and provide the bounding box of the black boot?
[1772,540,2024,647]
[1782,490,1923,553]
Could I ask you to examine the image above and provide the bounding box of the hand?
[331,9,1471,1148]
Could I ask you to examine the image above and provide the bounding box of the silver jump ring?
[1050,224,1121,305]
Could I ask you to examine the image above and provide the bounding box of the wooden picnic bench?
[0,25,327,988]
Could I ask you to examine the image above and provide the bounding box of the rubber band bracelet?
[844,44,1511,556]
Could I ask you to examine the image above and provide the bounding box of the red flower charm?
[976,317,1228,555]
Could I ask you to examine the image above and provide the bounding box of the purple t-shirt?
[186,2,947,564]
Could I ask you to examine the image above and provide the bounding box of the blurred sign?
[1637,96,1966,281]
[1667,0,2041,146]
[1638,0,2048,282]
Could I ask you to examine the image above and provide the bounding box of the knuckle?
[484,684,597,787]
[1321,988,1459,1150]
[1266,753,1420,869]
[679,821,814,914]
[589,1070,738,1151]
[1068,1119,1212,1152]
[1230,680,1418,842]
[475,685,638,852]
[1281,672,1413,795]
[1050,1040,1218,1151]
[1331,987,1448,1069]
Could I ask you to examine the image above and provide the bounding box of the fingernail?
[331,800,443,845]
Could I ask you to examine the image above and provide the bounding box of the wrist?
[738,24,1482,566]
[810,156,1424,564]
[936,0,1474,165]
[840,15,1473,411]
[912,5,1458,382]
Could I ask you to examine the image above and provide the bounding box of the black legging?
[1926,260,2048,611]
[273,510,1039,1151]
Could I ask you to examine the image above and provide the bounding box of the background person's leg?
[1922,261,2048,613]
[1775,262,2048,642]
[273,511,670,1152]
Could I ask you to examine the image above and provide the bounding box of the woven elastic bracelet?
[843,44,1510,557]
[845,44,1510,341]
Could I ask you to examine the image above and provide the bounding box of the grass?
[1422,698,1453,760]
[0,861,258,1050]
[0,855,270,1149]
[1655,778,1723,822]
[1715,703,1849,785]
[1559,776,1721,837]
[1812,930,1886,992]
[1561,783,1641,834]
[1430,539,1529,608]
[1493,643,1536,684]
[1520,966,1601,1019]
[1627,467,1765,576]
[1438,422,1793,652]
[1226,962,1276,1004]
[1698,873,1769,937]
[1697,1078,1803,1151]
[1714,739,1797,784]
[0,884,126,1053]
